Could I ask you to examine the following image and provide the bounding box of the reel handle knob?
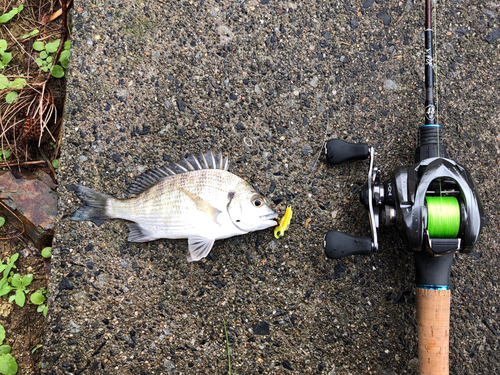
[325,139,370,165]
[324,230,373,259]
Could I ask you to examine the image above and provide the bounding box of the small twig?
[0,200,26,240]
[1,24,38,64]
[47,0,72,23]
[46,0,68,82]
[52,117,64,157]
[38,147,57,182]
[0,160,46,168]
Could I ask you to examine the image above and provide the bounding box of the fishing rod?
[322,0,484,373]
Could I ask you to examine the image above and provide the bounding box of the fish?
[68,150,278,262]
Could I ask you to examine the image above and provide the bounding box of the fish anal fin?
[127,223,157,242]
[179,187,221,224]
[187,236,215,262]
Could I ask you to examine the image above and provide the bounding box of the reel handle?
[416,287,450,374]
[324,230,373,259]
[325,139,370,165]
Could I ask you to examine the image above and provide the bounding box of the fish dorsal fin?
[125,150,229,196]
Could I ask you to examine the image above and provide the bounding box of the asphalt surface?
[42,0,500,374]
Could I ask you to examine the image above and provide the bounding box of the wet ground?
[42,0,499,374]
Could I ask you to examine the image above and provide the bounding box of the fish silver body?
[69,151,278,262]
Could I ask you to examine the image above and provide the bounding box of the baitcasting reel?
[322,1,485,373]
[323,135,484,263]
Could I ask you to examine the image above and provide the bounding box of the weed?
[0,40,12,69]
[30,288,48,317]
[0,254,33,307]
[0,150,10,161]
[0,5,23,24]
[0,5,26,104]
[41,247,52,258]
[51,159,59,172]
[33,39,71,78]
[5,273,33,307]
[21,29,39,39]
[0,218,4,228]
[0,324,17,375]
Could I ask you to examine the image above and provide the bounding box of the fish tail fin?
[68,184,113,221]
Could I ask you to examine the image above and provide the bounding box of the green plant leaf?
[50,65,64,78]
[39,50,47,59]
[9,275,21,288]
[51,159,59,169]
[0,5,23,24]
[14,289,25,307]
[0,150,11,160]
[21,274,33,287]
[22,29,39,39]
[32,41,44,51]
[0,346,10,355]
[45,39,60,53]
[5,91,18,104]
[0,353,18,375]
[30,291,46,305]
[64,40,71,50]
[9,254,18,264]
[35,57,44,67]
[0,75,9,90]
[0,218,4,227]
[7,295,14,304]
[1,52,11,66]
[41,247,52,258]
[0,285,12,297]
[59,49,70,62]
[60,60,69,69]
[0,40,6,52]
[11,78,26,90]
[41,66,49,72]
[31,344,42,354]
[0,325,5,345]
[46,56,53,64]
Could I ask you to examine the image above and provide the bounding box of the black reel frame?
[323,139,484,265]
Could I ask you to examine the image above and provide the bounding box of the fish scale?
[111,170,241,237]
[69,151,277,262]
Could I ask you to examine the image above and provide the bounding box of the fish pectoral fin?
[187,236,215,262]
[127,223,157,242]
[179,187,221,224]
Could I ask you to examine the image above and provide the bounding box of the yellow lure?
[274,206,293,239]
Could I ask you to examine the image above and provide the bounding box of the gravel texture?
[43,0,499,374]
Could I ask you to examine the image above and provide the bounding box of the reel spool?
[425,196,461,239]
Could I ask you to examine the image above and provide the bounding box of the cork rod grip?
[416,287,451,375]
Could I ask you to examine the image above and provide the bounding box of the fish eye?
[251,195,263,208]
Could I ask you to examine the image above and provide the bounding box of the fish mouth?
[261,212,279,222]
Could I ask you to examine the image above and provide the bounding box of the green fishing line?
[426,196,460,238]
